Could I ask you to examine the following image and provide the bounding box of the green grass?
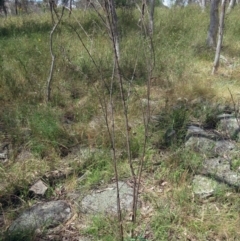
[1,5,240,241]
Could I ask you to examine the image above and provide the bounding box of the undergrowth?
[1,4,240,241]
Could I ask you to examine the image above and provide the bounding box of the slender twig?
[109,59,124,240]
[63,10,122,202]
[131,3,155,237]
[46,7,65,102]
[89,0,109,30]
[104,1,138,239]
[66,24,111,97]
[64,7,92,38]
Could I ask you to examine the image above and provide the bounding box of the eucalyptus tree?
[227,0,235,13]
[149,0,155,35]
[212,0,227,74]
[201,0,206,11]
[206,0,220,48]
[0,0,7,16]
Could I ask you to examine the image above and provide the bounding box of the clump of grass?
[71,149,114,188]
[1,228,36,241]
[151,201,180,240]
[83,214,121,240]
[28,106,75,157]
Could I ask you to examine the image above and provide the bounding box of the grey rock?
[214,140,235,156]
[0,143,9,162]
[192,175,218,198]
[217,115,240,140]
[185,125,235,157]
[29,180,48,196]
[78,147,104,160]
[186,125,219,141]
[217,113,234,120]
[81,181,134,214]
[185,115,240,189]
[9,200,71,233]
[16,150,34,162]
[185,136,235,158]
[141,98,157,108]
[202,158,240,187]
[186,125,206,135]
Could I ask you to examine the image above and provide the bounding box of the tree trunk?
[227,0,235,13]
[149,0,155,36]
[212,0,227,74]
[201,0,206,11]
[0,0,7,16]
[15,0,18,14]
[206,0,220,48]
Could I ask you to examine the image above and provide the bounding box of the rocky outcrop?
[8,200,72,234]
[186,111,240,196]
[81,181,135,214]
[192,175,218,198]
[185,125,236,158]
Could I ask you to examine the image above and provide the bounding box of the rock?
[186,125,206,136]
[217,114,240,140]
[0,143,9,162]
[201,158,240,187]
[29,180,48,196]
[81,181,134,214]
[214,140,235,156]
[185,125,235,157]
[192,175,218,198]
[8,200,72,234]
[141,98,157,108]
[16,150,34,162]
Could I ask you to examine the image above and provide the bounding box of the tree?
[149,0,155,35]
[0,0,7,16]
[201,0,206,11]
[227,0,235,13]
[206,0,220,48]
[212,0,227,74]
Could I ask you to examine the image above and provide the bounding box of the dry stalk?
[58,3,153,239]
[110,60,124,240]
[46,7,65,102]
[103,0,155,237]
[64,5,123,239]
[103,1,152,239]
[132,3,155,237]
[49,0,60,25]
[89,0,109,30]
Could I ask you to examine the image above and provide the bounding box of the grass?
[1,4,240,241]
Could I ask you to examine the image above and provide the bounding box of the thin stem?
[46,7,65,102]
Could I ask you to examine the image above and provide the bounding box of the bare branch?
[46,7,65,102]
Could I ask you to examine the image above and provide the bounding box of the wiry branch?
[46,7,65,102]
